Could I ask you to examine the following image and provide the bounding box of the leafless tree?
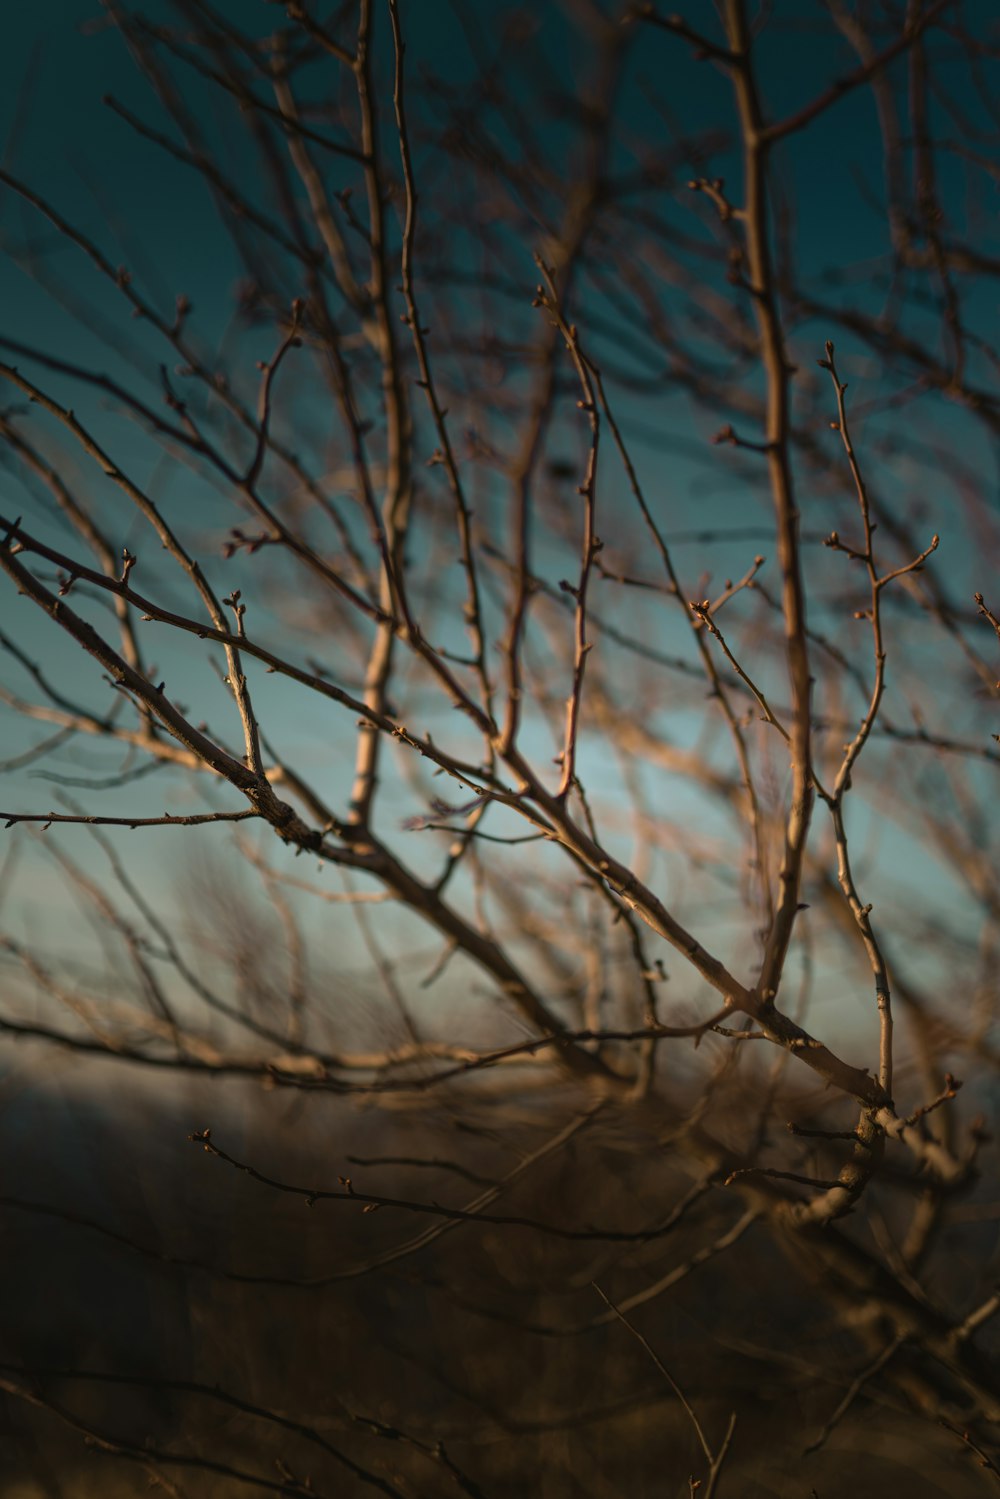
[1,0,999,1492]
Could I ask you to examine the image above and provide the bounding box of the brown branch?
[763,1,952,144]
[0,809,257,830]
[817,341,939,1100]
[0,1361,407,1498]
[388,0,495,745]
[802,1334,907,1455]
[723,0,815,1012]
[533,262,601,799]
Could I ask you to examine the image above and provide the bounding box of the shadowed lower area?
[1,1060,997,1497]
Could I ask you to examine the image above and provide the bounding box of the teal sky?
[0,1,996,1073]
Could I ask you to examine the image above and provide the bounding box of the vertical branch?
[534,263,600,800]
[387,0,496,743]
[499,11,632,759]
[819,341,938,1099]
[586,358,774,926]
[499,347,558,759]
[270,46,367,319]
[907,0,965,387]
[723,0,814,1005]
[349,0,413,829]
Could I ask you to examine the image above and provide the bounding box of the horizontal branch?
[1,809,258,830]
[188,1126,719,1244]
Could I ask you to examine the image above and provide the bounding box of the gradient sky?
[0,1,996,1064]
